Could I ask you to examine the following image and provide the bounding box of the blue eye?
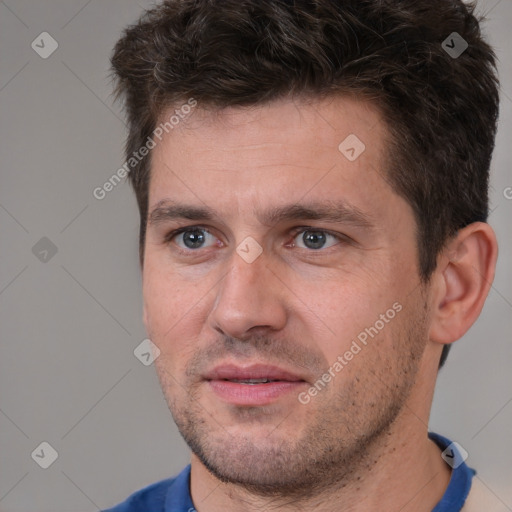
[173,228,217,250]
[165,226,345,255]
[293,230,341,250]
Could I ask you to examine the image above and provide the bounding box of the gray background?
[0,0,511,510]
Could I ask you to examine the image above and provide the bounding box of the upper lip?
[204,364,306,382]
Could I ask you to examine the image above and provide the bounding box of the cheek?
[143,276,204,378]
[304,277,404,364]
[142,264,198,345]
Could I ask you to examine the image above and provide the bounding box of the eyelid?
[164,224,351,253]
[288,226,350,245]
[164,226,219,254]
[163,225,214,243]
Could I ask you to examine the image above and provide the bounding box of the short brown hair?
[111,0,500,368]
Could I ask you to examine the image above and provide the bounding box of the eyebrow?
[148,199,375,230]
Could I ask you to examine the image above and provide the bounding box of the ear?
[429,222,498,344]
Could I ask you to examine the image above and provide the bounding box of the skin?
[142,96,497,511]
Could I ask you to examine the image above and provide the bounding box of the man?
[104,0,500,510]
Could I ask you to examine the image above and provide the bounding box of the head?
[111,0,499,497]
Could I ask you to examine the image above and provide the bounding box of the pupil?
[303,231,326,249]
[183,230,205,248]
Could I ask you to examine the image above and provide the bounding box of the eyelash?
[164,225,348,256]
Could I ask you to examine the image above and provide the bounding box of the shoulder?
[428,433,507,512]
[461,476,510,512]
[101,465,193,512]
[101,477,175,512]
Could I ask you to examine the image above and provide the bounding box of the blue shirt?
[103,432,475,512]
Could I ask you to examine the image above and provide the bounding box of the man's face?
[143,97,431,494]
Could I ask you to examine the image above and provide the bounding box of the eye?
[168,227,218,251]
[291,229,342,250]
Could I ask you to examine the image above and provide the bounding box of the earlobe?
[429,222,498,345]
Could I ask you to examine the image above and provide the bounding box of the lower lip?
[208,380,305,406]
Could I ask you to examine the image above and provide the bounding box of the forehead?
[147,95,404,226]
[154,95,383,158]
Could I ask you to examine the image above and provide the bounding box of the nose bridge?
[209,245,287,338]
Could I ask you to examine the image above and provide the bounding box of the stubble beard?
[156,304,428,500]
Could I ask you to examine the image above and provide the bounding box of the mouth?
[227,378,283,384]
[203,364,308,406]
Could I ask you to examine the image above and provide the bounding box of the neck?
[190,354,452,511]
[190,416,451,512]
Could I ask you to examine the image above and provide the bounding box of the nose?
[208,245,288,340]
